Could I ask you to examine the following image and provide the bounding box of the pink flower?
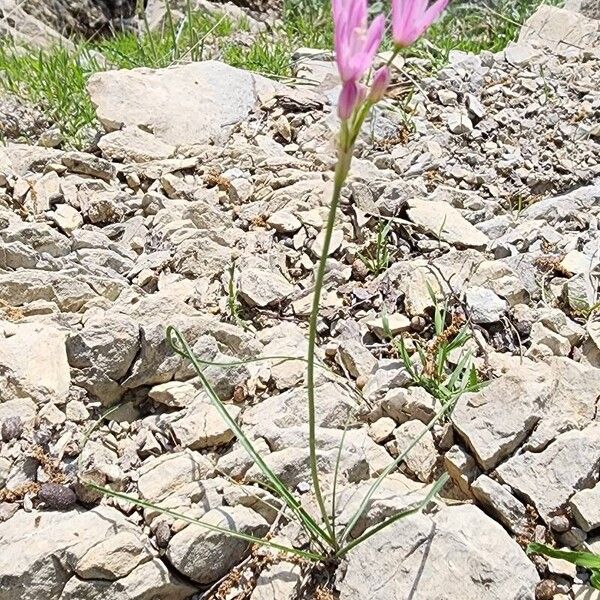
[391,0,449,48]
[333,0,385,118]
[368,66,390,103]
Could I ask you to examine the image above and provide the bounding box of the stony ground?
[0,3,599,600]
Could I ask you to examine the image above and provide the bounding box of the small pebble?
[535,579,557,600]
[356,375,368,390]
[154,521,171,548]
[1,416,23,442]
[550,515,571,533]
[410,316,427,332]
[37,483,77,511]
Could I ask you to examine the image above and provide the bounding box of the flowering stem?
[306,139,353,550]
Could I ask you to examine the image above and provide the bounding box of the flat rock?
[471,474,530,536]
[496,424,600,523]
[407,199,489,249]
[170,402,241,449]
[137,450,214,501]
[98,126,177,162]
[569,484,600,532]
[519,5,600,52]
[238,266,294,308]
[453,372,550,470]
[338,504,539,600]
[0,320,70,404]
[87,61,283,146]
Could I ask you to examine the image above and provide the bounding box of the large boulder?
[338,504,539,600]
[519,5,600,52]
[566,0,600,20]
[87,61,284,147]
[0,506,194,600]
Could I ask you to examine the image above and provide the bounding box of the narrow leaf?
[527,543,600,569]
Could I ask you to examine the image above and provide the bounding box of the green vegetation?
[385,287,483,409]
[0,0,563,147]
[527,543,600,590]
[358,220,395,276]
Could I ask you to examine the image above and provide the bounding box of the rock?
[368,417,396,443]
[337,339,378,379]
[166,506,269,584]
[87,61,283,146]
[569,484,600,532]
[382,387,438,425]
[137,450,214,501]
[1,222,70,257]
[366,314,411,339]
[170,402,241,449]
[73,530,153,580]
[0,320,70,404]
[98,126,176,162]
[407,200,489,249]
[465,286,508,324]
[49,204,83,234]
[471,475,530,536]
[504,42,542,67]
[566,0,600,19]
[60,558,194,600]
[62,151,116,181]
[245,426,392,489]
[453,373,550,470]
[312,228,344,257]
[66,315,140,405]
[250,556,302,600]
[148,381,199,408]
[338,504,539,600]
[444,444,480,496]
[389,420,438,483]
[0,270,98,311]
[267,210,302,234]
[238,266,294,307]
[80,190,126,225]
[582,321,600,368]
[519,5,600,52]
[0,506,192,600]
[496,425,600,523]
[1,414,25,441]
[258,322,308,390]
[37,483,76,511]
[242,382,356,432]
[447,112,474,134]
[333,473,430,538]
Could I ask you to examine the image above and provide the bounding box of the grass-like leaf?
[88,484,324,561]
[335,472,449,558]
[167,326,335,549]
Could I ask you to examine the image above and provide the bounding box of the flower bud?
[338,81,361,120]
[368,66,391,103]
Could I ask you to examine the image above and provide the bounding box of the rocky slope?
[0,4,599,600]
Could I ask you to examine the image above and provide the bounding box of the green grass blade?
[336,473,449,558]
[339,401,453,546]
[527,543,600,570]
[87,484,324,561]
[167,326,334,547]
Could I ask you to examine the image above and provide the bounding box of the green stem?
[306,143,353,550]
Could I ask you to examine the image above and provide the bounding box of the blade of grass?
[167,326,335,548]
[335,473,449,558]
[339,400,454,546]
[527,543,600,570]
[88,484,324,561]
